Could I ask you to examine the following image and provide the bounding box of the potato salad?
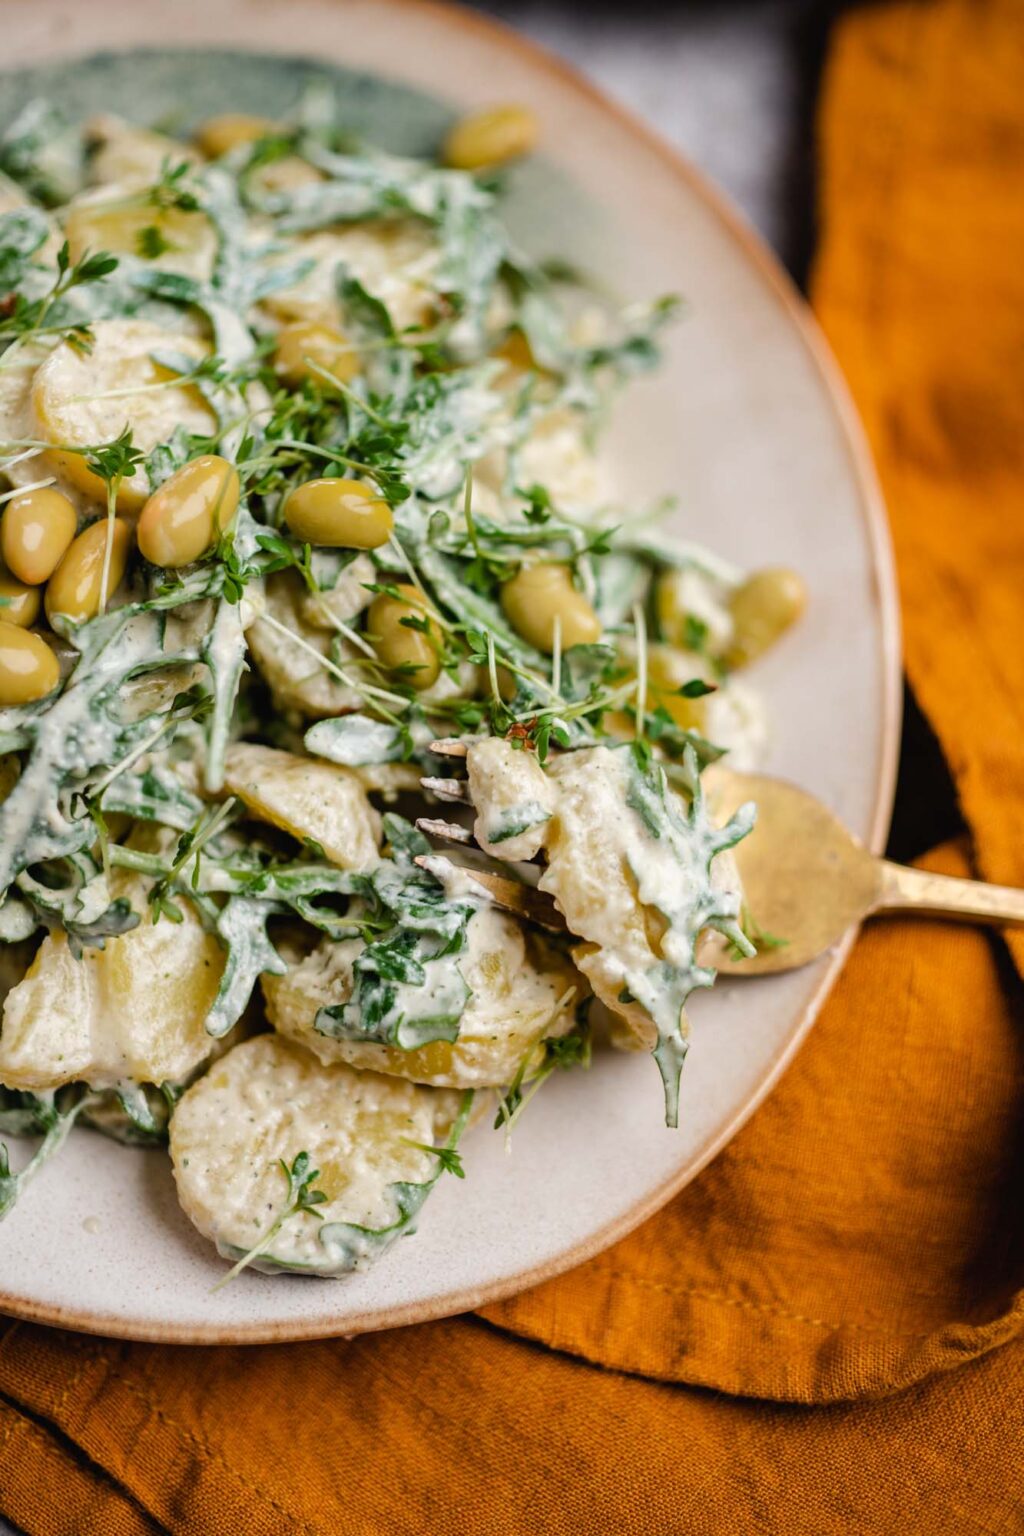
[0,93,804,1280]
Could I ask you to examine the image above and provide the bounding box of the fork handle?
[874,860,1024,927]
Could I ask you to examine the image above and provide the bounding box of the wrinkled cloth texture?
[2,0,1024,1531]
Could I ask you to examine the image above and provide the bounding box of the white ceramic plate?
[0,0,899,1342]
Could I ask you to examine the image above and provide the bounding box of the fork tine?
[428,739,470,758]
[420,776,472,804]
[414,856,566,934]
[415,816,474,845]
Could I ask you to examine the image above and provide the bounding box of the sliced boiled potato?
[533,746,741,1058]
[467,736,556,861]
[298,552,374,632]
[537,746,666,1050]
[81,1014,255,1145]
[0,883,225,1091]
[516,406,607,514]
[262,220,440,330]
[463,402,605,524]
[223,741,381,871]
[86,114,201,188]
[0,344,36,446]
[64,184,217,281]
[170,1033,464,1275]
[264,904,578,1088]
[0,340,94,510]
[32,317,217,511]
[347,760,423,798]
[251,156,324,197]
[246,570,365,718]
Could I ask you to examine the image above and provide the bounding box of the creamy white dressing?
[467,736,556,860]
[264,887,576,1090]
[465,739,753,1123]
[702,681,768,772]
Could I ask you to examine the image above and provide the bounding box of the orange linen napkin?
[2,0,1024,1531]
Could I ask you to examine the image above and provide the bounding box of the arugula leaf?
[0,1087,92,1221]
[0,607,208,894]
[621,744,756,1126]
[0,99,83,205]
[305,713,413,767]
[204,896,287,1039]
[200,597,249,793]
[99,763,206,831]
[336,266,413,397]
[314,823,482,1051]
[482,801,552,845]
[0,207,50,288]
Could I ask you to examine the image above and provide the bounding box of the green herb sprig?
[212,1150,327,1290]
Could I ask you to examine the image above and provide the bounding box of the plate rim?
[0,0,901,1344]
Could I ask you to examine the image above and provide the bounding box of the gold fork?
[417,748,1024,975]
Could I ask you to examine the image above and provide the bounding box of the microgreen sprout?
[400,1140,466,1179]
[212,1151,327,1290]
[494,989,583,1145]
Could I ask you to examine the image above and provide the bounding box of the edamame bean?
[274,321,359,389]
[45,518,131,624]
[137,456,239,568]
[0,569,41,629]
[368,584,441,690]
[500,563,601,653]
[0,620,60,705]
[726,567,807,668]
[283,479,393,549]
[1,487,77,585]
[443,105,539,169]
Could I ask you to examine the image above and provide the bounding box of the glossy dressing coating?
[466,740,754,1124]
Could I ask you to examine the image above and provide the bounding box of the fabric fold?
[0,1309,1021,1535]
[480,841,1024,1401]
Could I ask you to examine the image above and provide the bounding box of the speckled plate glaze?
[0,0,899,1343]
